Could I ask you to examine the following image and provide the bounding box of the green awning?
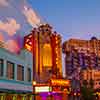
[0,88,32,94]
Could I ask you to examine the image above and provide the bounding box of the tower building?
[63,37,100,78]
[24,24,62,83]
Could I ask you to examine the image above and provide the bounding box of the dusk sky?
[28,0,100,76]
[29,0,100,41]
[0,0,100,76]
[0,0,100,49]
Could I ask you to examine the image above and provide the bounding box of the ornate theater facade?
[24,24,70,100]
[0,24,70,100]
[24,24,62,82]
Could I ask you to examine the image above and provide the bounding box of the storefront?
[0,89,33,100]
[0,93,33,100]
[33,79,71,100]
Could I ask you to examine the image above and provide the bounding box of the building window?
[0,59,3,77]
[7,61,14,79]
[17,65,24,81]
[27,68,31,82]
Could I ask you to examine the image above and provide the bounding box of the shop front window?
[7,61,14,79]
[0,59,3,77]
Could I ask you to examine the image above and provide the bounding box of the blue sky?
[29,0,100,41]
[0,0,100,50]
[28,0,100,76]
[0,0,99,76]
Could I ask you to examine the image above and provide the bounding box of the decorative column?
[0,93,6,100]
[12,95,17,100]
[1,96,3,100]
[29,95,33,100]
[22,95,26,100]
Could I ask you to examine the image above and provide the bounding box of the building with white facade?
[0,41,33,100]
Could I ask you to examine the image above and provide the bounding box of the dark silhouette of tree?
[83,80,88,87]
[89,79,94,88]
[81,80,95,100]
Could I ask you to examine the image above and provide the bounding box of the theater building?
[24,24,70,100]
[24,24,62,82]
[0,41,33,100]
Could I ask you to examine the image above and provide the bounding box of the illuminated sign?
[43,44,52,67]
[95,92,100,96]
[35,86,52,93]
[25,43,32,51]
[51,79,70,86]
[33,81,36,86]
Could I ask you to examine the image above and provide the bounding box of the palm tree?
[82,80,88,87]
[81,80,95,100]
[89,79,94,88]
